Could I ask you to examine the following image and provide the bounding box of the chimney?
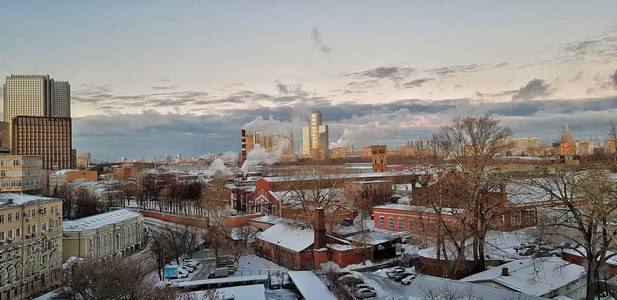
[501,267,509,276]
[313,207,326,249]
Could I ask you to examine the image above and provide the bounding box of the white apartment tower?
[302,111,329,160]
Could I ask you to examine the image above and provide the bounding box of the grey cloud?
[74,95,617,160]
[565,40,601,55]
[612,70,617,88]
[426,64,482,76]
[512,79,551,101]
[403,78,435,89]
[345,66,415,81]
[151,85,179,90]
[310,27,332,54]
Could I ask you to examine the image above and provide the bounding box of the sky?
[2,1,617,161]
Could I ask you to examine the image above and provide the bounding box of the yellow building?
[62,209,145,261]
[0,155,44,194]
[47,169,97,195]
[0,193,63,299]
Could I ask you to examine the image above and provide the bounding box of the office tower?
[11,116,73,170]
[51,80,71,117]
[3,75,72,148]
[0,193,64,299]
[302,111,329,160]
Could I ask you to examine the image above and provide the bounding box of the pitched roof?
[63,209,142,231]
[256,223,314,252]
[461,257,584,296]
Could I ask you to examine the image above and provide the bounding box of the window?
[388,217,394,230]
[379,216,385,227]
[15,212,20,221]
[398,218,404,231]
[41,222,47,231]
[0,231,4,241]
[7,229,13,239]
[0,214,4,223]
[7,214,12,222]
[15,228,20,237]
[409,218,414,231]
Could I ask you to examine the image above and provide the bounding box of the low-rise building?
[62,209,145,261]
[47,169,97,195]
[0,155,44,194]
[0,193,63,299]
[461,257,586,299]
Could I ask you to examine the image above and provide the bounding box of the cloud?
[403,78,435,89]
[612,70,617,88]
[511,79,551,101]
[310,27,332,54]
[565,40,601,55]
[151,85,179,90]
[344,66,415,82]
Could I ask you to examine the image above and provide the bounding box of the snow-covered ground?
[236,254,288,275]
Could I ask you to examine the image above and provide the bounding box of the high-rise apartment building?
[3,75,71,149]
[51,80,71,118]
[11,116,73,170]
[0,155,44,194]
[302,111,329,160]
[0,193,63,299]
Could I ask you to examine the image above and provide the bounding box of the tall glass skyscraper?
[302,111,329,160]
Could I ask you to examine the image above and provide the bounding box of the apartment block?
[11,116,73,170]
[0,155,44,194]
[0,193,63,299]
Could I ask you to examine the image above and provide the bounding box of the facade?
[241,129,295,163]
[370,145,387,172]
[76,152,91,169]
[3,75,71,148]
[510,137,542,156]
[302,111,329,160]
[0,193,63,299]
[605,139,617,155]
[0,122,9,148]
[62,209,145,261]
[0,155,44,194]
[47,169,97,195]
[11,116,73,170]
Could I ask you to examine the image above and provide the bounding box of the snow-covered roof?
[346,228,402,245]
[51,169,81,176]
[418,228,536,261]
[461,257,585,296]
[404,274,545,300]
[287,271,336,300]
[263,170,417,183]
[0,193,59,207]
[185,284,266,300]
[373,203,464,215]
[562,246,617,265]
[175,275,269,288]
[256,223,314,252]
[251,214,285,225]
[63,209,142,231]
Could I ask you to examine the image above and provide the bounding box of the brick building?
[11,116,73,170]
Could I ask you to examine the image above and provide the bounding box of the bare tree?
[605,121,617,163]
[531,166,617,300]
[59,256,178,300]
[434,115,512,272]
[278,165,347,230]
[149,227,177,281]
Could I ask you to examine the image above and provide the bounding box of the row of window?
[0,206,60,224]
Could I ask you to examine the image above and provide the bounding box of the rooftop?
[461,257,585,296]
[0,193,59,207]
[287,271,336,300]
[374,203,464,215]
[63,209,142,231]
[256,223,314,252]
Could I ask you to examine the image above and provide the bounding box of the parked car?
[392,272,414,282]
[354,284,375,291]
[177,268,189,279]
[338,275,364,286]
[400,274,416,285]
[386,269,404,279]
[207,267,230,279]
[354,288,377,299]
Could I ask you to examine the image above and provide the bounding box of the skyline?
[2,1,617,160]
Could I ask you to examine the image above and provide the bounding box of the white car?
[354,288,377,299]
[401,274,416,285]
